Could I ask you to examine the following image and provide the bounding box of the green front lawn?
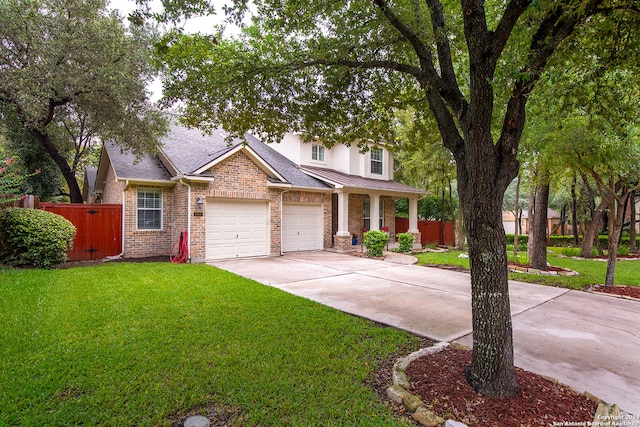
[0,263,419,426]
[414,249,640,290]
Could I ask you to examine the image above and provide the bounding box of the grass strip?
[0,263,418,426]
[414,249,640,290]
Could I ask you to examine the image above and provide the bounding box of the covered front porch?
[332,191,422,251]
[300,166,426,252]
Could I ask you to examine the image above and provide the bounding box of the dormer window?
[312,144,325,162]
[371,146,383,175]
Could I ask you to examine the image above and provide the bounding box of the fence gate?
[42,204,122,261]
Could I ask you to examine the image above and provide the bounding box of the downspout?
[185,179,192,262]
[280,187,292,256]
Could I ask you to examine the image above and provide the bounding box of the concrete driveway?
[210,251,640,415]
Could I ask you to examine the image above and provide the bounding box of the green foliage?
[0,208,76,268]
[617,245,630,256]
[0,0,168,202]
[363,230,389,257]
[559,247,583,257]
[507,252,529,265]
[548,235,577,247]
[0,158,24,202]
[505,234,529,246]
[396,233,414,253]
[2,120,63,200]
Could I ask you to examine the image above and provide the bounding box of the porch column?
[408,197,419,233]
[408,196,421,247]
[334,190,352,251]
[336,190,350,236]
[370,194,381,231]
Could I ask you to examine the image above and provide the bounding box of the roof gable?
[193,143,286,182]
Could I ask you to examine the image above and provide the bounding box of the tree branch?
[288,58,423,79]
[490,0,533,64]
[424,0,466,114]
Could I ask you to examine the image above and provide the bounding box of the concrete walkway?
[210,251,640,415]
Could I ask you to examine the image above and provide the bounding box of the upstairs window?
[137,189,162,230]
[370,146,383,175]
[312,144,325,162]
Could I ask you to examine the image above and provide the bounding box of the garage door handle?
[236,234,239,238]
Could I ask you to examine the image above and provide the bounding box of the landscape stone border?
[385,342,627,427]
[508,265,579,276]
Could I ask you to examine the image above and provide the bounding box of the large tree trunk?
[581,201,605,258]
[604,187,629,286]
[527,174,536,259]
[571,176,580,246]
[31,130,83,203]
[453,127,519,397]
[456,202,465,250]
[530,183,549,270]
[462,190,519,398]
[448,177,456,247]
[630,191,637,254]
[513,173,521,256]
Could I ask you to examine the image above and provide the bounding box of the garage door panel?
[206,200,269,260]
[282,204,323,252]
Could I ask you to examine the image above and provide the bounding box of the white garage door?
[206,200,269,260]
[282,204,323,252]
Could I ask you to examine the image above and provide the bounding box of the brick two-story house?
[93,123,425,262]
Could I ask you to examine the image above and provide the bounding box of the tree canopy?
[152,0,640,398]
[0,0,168,202]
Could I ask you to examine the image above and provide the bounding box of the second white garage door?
[206,200,269,260]
[282,204,324,252]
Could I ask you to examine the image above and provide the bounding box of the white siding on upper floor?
[266,132,303,165]
[264,132,394,181]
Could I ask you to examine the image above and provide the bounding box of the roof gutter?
[171,174,215,183]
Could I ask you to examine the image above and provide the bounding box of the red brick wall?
[104,150,334,260]
[123,184,175,258]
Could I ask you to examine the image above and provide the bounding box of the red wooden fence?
[395,217,454,246]
[41,203,122,261]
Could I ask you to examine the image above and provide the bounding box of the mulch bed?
[405,347,598,427]
[593,285,640,300]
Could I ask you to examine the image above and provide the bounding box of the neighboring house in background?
[502,208,565,236]
[82,166,98,204]
[93,124,425,262]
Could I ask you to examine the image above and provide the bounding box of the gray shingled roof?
[104,124,330,190]
[246,138,331,189]
[301,165,426,195]
[105,140,172,182]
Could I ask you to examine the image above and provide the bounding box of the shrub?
[0,207,76,268]
[507,252,529,265]
[396,232,414,253]
[617,245,630,256]
[560,247,582,257]
[362,230,389,257]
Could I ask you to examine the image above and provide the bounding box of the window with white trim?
[370,146,383,175]
[363,199,384,230]
[312,144,325,162]
[137,189,162,230]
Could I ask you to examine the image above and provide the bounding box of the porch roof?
[300,166,426,197]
